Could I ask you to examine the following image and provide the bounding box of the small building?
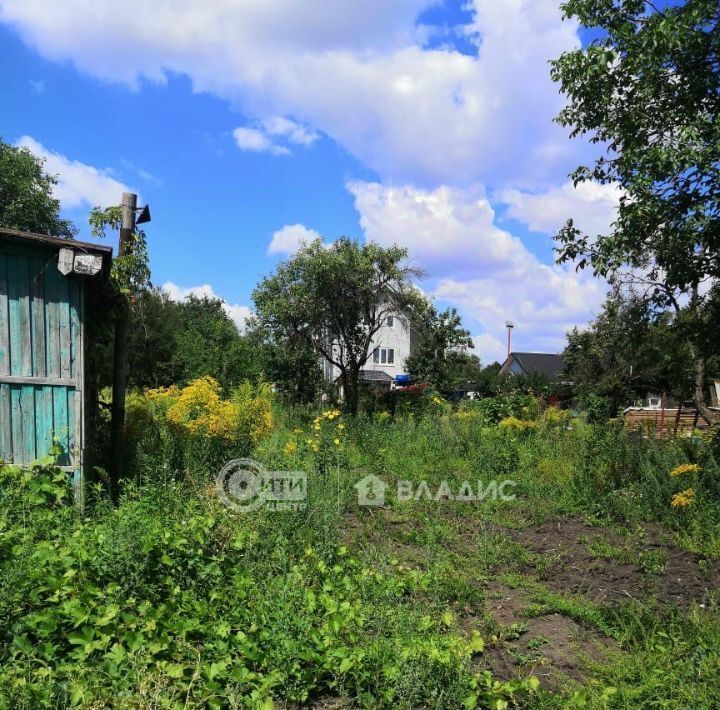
[335,369,394,398]
[0,228,112,484]
[323,308,416,388]
[500,352,566,379]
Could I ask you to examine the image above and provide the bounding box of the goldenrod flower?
[671,488,696,508]
[333,438,340,446]
[284,441,297,456]
[670,463,701,478]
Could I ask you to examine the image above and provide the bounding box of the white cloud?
[472,333,506,365]
[349,181,534,279]
[267,223,321,256]
[161,282,252,332]
[233,116,318,156]
[263,117,319,146]
[499,181,622,236]
[233,126,290,156]
[0,0,583,185]
[350,180,607,360]
[16,135,133,209]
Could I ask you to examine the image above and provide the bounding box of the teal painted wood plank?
[30,256,46,377]
[44,260,62,378]
[0,254,8,376]
[67,388,77,465]
[68,280,80,381]
[0,384,11,463]
[7,255,32,377]
[34,385,53,462]
[10,385,36,463]
[20,386,35,463]
[10,386,22,463]
[58,276,71,380]
[52,386,70,466]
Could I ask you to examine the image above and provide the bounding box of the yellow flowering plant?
[498,416,538,432]
[297,408,348,474]
[126,377,274,472]
[166,376,238,440]
[671,488,696,508]
[670,463,701,478]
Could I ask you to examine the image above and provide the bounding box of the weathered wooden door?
[0,245,83,479]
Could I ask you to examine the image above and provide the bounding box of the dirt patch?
[481,583,617,690]
[509,518,720,608]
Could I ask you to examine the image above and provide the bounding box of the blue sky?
[0,0,621,363]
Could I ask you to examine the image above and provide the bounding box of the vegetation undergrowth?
[2,393,719,708]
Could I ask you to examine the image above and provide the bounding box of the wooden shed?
[0,228,112,484]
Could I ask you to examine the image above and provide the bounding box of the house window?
[386,315,394,328]
[373,347,396,366]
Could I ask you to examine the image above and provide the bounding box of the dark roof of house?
[358,369,394,383]
[333,369,394,384]
[0,228,113,256]
[504,352,566,378]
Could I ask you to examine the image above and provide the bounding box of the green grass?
[1,405,719,708]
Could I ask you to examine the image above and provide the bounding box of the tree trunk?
[692,353,718,426]
[346,368,360,417]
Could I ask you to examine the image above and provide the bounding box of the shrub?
[125,377,274,480]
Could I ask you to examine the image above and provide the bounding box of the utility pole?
[109,192,136,499]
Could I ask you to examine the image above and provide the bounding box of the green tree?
[253,237,420,415]
[245,319,324,404]
[405,303,474,394]
[551,0,720,422]
[0,137,76,237]
[118,289,262,391]
[564,289,692,415]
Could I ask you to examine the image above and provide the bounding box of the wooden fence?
[623,407,705,437]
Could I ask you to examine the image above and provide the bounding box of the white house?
[321,310,414,388]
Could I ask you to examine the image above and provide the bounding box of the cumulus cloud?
[348,181,534,279]
[17,135,133,209]
[161,282,252,332]
[0,0,583,185]
[499,181,622,236]
[267,223,321,256]
[349,180,607,360]
[233,127,290,156]
[233,117,318,156]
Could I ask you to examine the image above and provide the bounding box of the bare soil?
[479,582,618,690]
[346,509,720,690]
[508,518,720,607]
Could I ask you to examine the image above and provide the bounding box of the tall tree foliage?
[565,289,692,414]
[0,137,76,237]
[405,303,474,394]
[551,0,720,422]
[245,319,324,405]
[95,289,260,392]
[253,238,420,415]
